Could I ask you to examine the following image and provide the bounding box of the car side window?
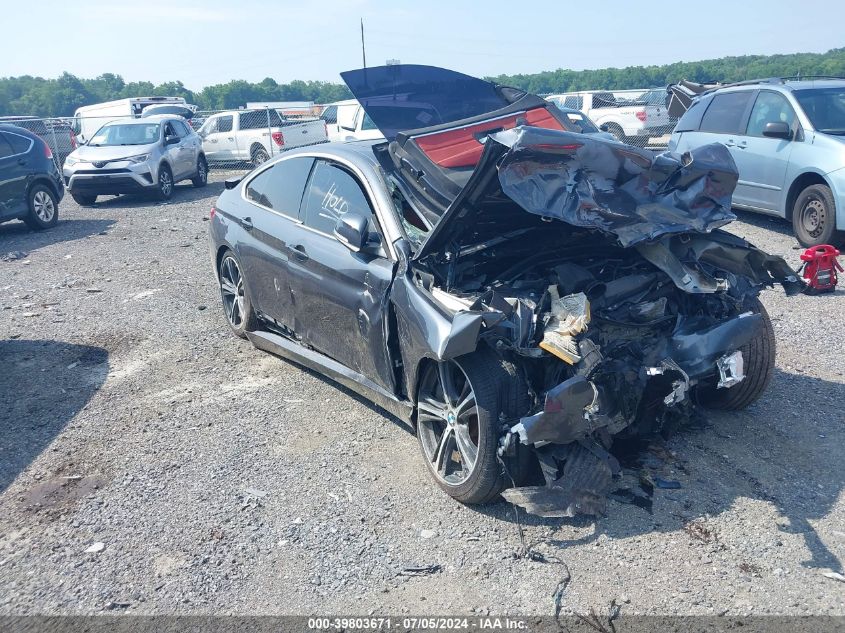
[0,133,15,159]
[746,91,796,137]
[164,122,177,138]
[218,116,233,133]
[361,112,377,131]
[245,156,314,217]
[203,118,219,135]
[173,120,191,137]
[301,160,374,236]
[5,132,32,154]
[699,91,753,134]
[320,105,337,123]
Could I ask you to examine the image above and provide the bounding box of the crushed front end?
[407,127,802,517]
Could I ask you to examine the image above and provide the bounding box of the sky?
[1,0,844,89]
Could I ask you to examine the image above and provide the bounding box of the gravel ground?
[0,173,843,617]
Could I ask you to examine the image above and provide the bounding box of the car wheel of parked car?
[251,147,270,167]
[218,250,258,339]
[71,193,97,206]
[604,123,626,143]
[192,156,208,188]
[694,298,775,411]
[792,184,839,247]
[155,164,174,201]
[24,185,59,230]
[416,350,530,504]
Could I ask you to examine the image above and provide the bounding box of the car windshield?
[89,123,161,146]
[793,88,845,134]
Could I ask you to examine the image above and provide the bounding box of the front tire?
[218,250,258,339]
[155,164,174,201]
[71,192,97,206]
[792,184,840,247]
[416,350,530,504]
[24,184,59,230]
[695,298,775,410]
[192,156,208,188]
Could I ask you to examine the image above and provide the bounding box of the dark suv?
[0,124,64,230]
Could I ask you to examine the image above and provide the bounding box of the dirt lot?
[1,173,843,617]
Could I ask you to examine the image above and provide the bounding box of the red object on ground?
[799,244,842,293]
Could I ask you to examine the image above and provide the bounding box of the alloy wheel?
[198,160,207,183]
[219,255,245,328]
[417,361,480,486]
[159,170,173,196]
[33,190,55,222]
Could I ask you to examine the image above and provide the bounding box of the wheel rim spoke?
[455,391,476,418]
[432,427,454,477]
[417,398,447,421]
[438,362,458,406]
[453,424,478,471]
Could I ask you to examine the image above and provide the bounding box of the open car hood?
[413,125,741,260]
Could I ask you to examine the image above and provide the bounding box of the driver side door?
[286,159,396,390]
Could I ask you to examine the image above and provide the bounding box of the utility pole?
[361,18,367,69]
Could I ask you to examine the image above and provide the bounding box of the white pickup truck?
[546,91,670,144]
[197,109,327,166]
[320,99,384,142]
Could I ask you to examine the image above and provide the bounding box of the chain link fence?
[1,85,674,191]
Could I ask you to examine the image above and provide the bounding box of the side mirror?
[599,123,610,132]
[762,121,792,140]
[333,212,368,252]
[164,134,180,145]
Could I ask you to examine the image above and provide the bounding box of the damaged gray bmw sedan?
[209,65,802,517]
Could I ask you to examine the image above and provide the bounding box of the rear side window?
[245,156,314,217]
[172,120,191,137]
[5,132,33,154]
[302,160,373,235]
[699,91,753,134]
[674,98,709,132]
[0,133,15,159]
[563,95,583,110]
[320,105,337,123]
[240,110,282,130]
[218,116,233,133]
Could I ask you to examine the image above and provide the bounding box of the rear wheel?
[24,185,58,230]
[71,192,97,206]
[792,184,840,247]
[192,156,208,188]
[218,250,258,339]
[416,350,530,504]
[695,298,775,410]
[251,146,270,167]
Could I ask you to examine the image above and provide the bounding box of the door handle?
[227,137,234,141]
[18,158,27,165]
[724,140,736,147]
[292,244,309,260]
[241,216,253,231]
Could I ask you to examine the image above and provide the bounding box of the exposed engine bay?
[401,128,803,517]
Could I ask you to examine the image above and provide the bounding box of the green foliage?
[0,74,353,116]
[487,48,845,94]
[2,48,844,116]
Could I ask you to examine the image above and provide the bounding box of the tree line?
[2,48,844,117]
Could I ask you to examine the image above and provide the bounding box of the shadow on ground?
[84,181,225,210]
[0,339,108,493]
[0,219,116,254]
[471,367,844,573]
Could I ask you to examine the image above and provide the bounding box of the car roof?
[0,123,39,136]
[268,139,382,167]
[705,78,845,97]
[101,115,179,125]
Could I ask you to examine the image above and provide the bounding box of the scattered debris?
[86,288,103,293]
[822,571,845,583]
[1,251,28,261]
[654,477,682,489]
[684,520,717,544]
[552,563,572,623]
[419,529,436,539]
[209,528,224,540]
[85,542,105,553]
[242,487,268,499]
[22,312,41,318]
[105,600,131,610]
[67,361,80,369]
[739,562,762,576]
[399,563,441,576]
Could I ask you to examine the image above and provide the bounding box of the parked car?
[0,123,64,230]
[72,96,187,144]
[669,78,845,246]
[321,99,384,142]
[63,115,206,205]
[546,90,670,143]
[197,109,327,167]
[0,116,77,166]
[208,64,800,516]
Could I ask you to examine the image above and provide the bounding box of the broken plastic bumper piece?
[716,350,745,388]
